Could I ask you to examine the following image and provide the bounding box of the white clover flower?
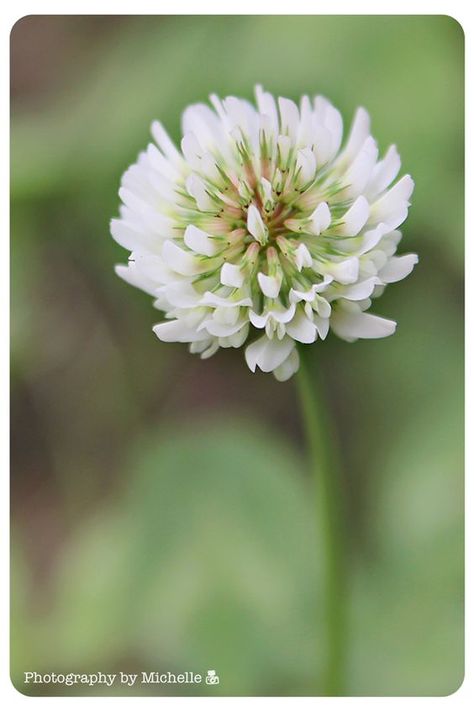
[111,86,417,381]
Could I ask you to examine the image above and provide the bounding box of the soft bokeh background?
[10,15,464,696]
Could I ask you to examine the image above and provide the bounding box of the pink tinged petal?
[370,175,415,230]
[331,305,396,341]
[365,145,401,198]
[220,262,244,288]
[309,202,331,235]
[378,254,419,283]
[151,121,183,167]
[286,309,318,344]
[183,224,217,256]
[245,335,295,374]
[257,272,282,298]
[338,196,370,236]
[273,348,300,382]
[295,244,312,270]
[247,205,268,244]
[162,240,201,276]
[153,319,209,343]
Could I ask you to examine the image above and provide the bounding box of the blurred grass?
[11,15,463,696]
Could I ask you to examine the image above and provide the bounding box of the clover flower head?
[111,86,417,380]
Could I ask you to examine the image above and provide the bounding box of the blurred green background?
[10,15,464,696]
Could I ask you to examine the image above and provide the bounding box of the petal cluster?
[112,86,417,380]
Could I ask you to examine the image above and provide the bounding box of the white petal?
[255,85,279,134]
[202,317,247,337]
[357,223,390,254]
[257,272,282,298]
[151,121,183,167]
[343,136,378,196]
[245,335,294,373]
[278,97,300,140]
[247,205,268,244]
[273,348,300,382]
[183,224,217,256]
[295,243,313,270]
[370,175,414,230]
[220,262,244,288]
[201,340,220,359]
[153,319,209,343]
[319,257,359,284]
[331,277,380,301]
[200,292,252,308]
[296,147,317,184]
[186,173,215,211]
[182,103,229,156]
[341,107,371,165]
[378,254,418,283]
[309,202,331,235]
[331,305,396,341]
[114,263,158,297]
[181,132,203,170]
[220,323,249,349]
[118,189,175,237]
[365,145,401,198]
[158,281,200,308]
[286,309,317,344]
[162,240,201,276]
[111,218,161,254]
[314,314,330,340]
[248,311,269,329]
[313,96,343,163]
[338,196,370,236]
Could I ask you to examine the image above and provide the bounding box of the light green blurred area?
[10,15,463,696]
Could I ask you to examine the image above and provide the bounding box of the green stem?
[296,346,347,696]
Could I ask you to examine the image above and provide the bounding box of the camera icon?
[205,670,219,685]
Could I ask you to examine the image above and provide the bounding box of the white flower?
[111,86,417,381]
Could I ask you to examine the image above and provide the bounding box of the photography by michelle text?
[10,14,464,697]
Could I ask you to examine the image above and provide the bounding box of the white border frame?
[2,2,471,709]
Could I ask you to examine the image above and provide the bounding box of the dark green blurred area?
[10,15,464,696]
